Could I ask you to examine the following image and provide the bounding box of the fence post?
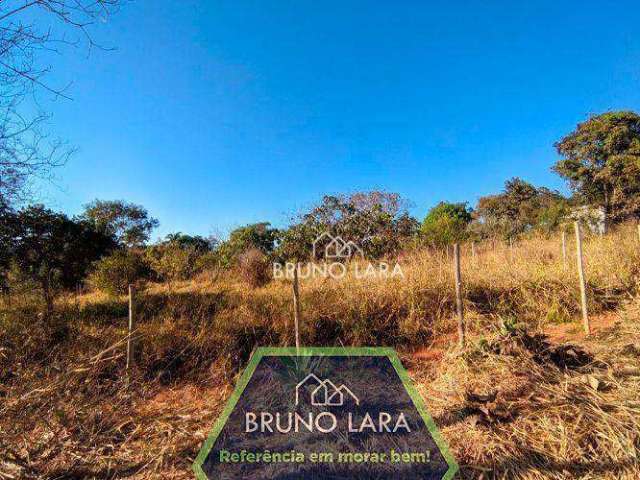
[126,284,135,372]
[574,222,590,335]
[637,223,640,244]
[292,263,301,352]
[471,241,476,260]
[453,243,465,349]
[561,230,567,269]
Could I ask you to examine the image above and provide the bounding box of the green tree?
[89,250,149,295]
[146,242,198,282]
[277,191,417,260]
[420,202,472,247]
[82,200,159,247]
[229,223,278,253]
[164,232,215,253]
[475,178,568,239]
[145,233,219,281]
[217,223,279,267]
[275,223,319,262]
[10,205,115,314]
[554,111,640,223]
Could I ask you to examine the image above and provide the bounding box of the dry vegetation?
[1,223,640,479]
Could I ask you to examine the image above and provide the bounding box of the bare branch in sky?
[0,0,121,206]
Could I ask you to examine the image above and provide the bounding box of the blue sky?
[35,1,640,239]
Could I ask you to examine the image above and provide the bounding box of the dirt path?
[544,312,620,343]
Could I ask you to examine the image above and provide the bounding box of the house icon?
[295,374,360,407]
[312,232,336,260]
[312,232,364,260]
[295,373,324,405]
[339,240,364,259]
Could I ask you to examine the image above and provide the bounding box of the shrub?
[194,251,221,273]
[236,248,270,288]
[146,242,199,282]
[216,223,278,268]
[89,250,148,295]
[421,201,472,247]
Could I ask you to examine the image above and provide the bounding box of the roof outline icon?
[295,374,360,407]
[311,232,365,260]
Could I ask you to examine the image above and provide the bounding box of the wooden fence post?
[292,263,301,352]
[471,241,476,260]
[574,222,590,335]
[561,230,567,269]
[126,284,135,371]
[453,243,465,349]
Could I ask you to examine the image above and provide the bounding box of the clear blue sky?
[36,1,640,239]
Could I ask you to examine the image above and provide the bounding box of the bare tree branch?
[0,0,121,206]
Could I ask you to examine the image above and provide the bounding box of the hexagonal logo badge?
[193,347,458,479]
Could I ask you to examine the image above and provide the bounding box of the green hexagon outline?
[193,347,459,480]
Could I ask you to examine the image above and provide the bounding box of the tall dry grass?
[417,298,640,479]
[15,221,633,374]
[157,222,639,349]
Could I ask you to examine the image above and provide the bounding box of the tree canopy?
[81,200,159,247]
[164,232,215,253]
[554,111,640,222]
[215,223,279,267]
[8,205,115,312]
[420,202,472,247]
[277,192,418,261]
[474,178,568,238]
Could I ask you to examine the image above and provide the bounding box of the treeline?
[1,110,640,309]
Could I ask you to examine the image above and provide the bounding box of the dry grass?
[410,303,640,479]
[1,223,640,479]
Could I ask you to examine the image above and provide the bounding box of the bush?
[421,201,472,247]
[194,251,221,273]
[146,242,199,282]
[88,250,148,295]
[236,248,270,288]
[215,223,278,268]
